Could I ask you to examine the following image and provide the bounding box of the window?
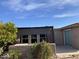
[40,34,48,42]
[31,34,37,43]
[22,35,28,43]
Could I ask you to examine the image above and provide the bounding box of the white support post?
[18,38,20,43]
[28,35,31,44]
[37,34,40,43]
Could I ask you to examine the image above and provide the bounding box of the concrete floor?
[56,46,79,58]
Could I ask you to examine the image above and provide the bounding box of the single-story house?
[17,23,79,49]
[54,23,79,49]
[17,26,54,44]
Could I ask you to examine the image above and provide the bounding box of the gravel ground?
[57,55,79,59]
[56,46,79,59]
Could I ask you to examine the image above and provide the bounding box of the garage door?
[64,30,72,46]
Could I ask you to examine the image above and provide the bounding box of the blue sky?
[0,0,79,28]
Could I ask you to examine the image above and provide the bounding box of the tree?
[0,22,5,47]
[4,22,17,44]
[0,22,17,47]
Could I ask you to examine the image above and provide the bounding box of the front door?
[64,30,72,46]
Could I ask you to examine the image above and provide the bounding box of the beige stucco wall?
[63,28,79,49]
[17,28,54,43]
[9,43,56,59]
[54,29,64,45]
[72,28,79,49]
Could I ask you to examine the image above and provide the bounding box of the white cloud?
[56,0,79,5]
[2,0,22,11]
[15,16,26,19]
[47,0,79,9]
[1,0,46,12]
[53,13,79,18]
[23,3,46,11]
[1,0,79,12]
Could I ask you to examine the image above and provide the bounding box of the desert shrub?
[0,47,3,56]
[31,41,54,59]
[8,49,21,59]
[0,41,4,47]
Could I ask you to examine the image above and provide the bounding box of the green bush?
[0,47,3,56]
[0,41,4,47]
[31,41,54,59]
[0,22,17,53]
[8,49,21,59]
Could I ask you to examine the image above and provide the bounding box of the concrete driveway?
[56,46,79,58]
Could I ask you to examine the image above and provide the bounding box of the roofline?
[60,23,79,30]
[17,26,53,29]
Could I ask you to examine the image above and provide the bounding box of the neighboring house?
[16,23,79,49]
[54,23,79,49]
[17,26,54,44]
